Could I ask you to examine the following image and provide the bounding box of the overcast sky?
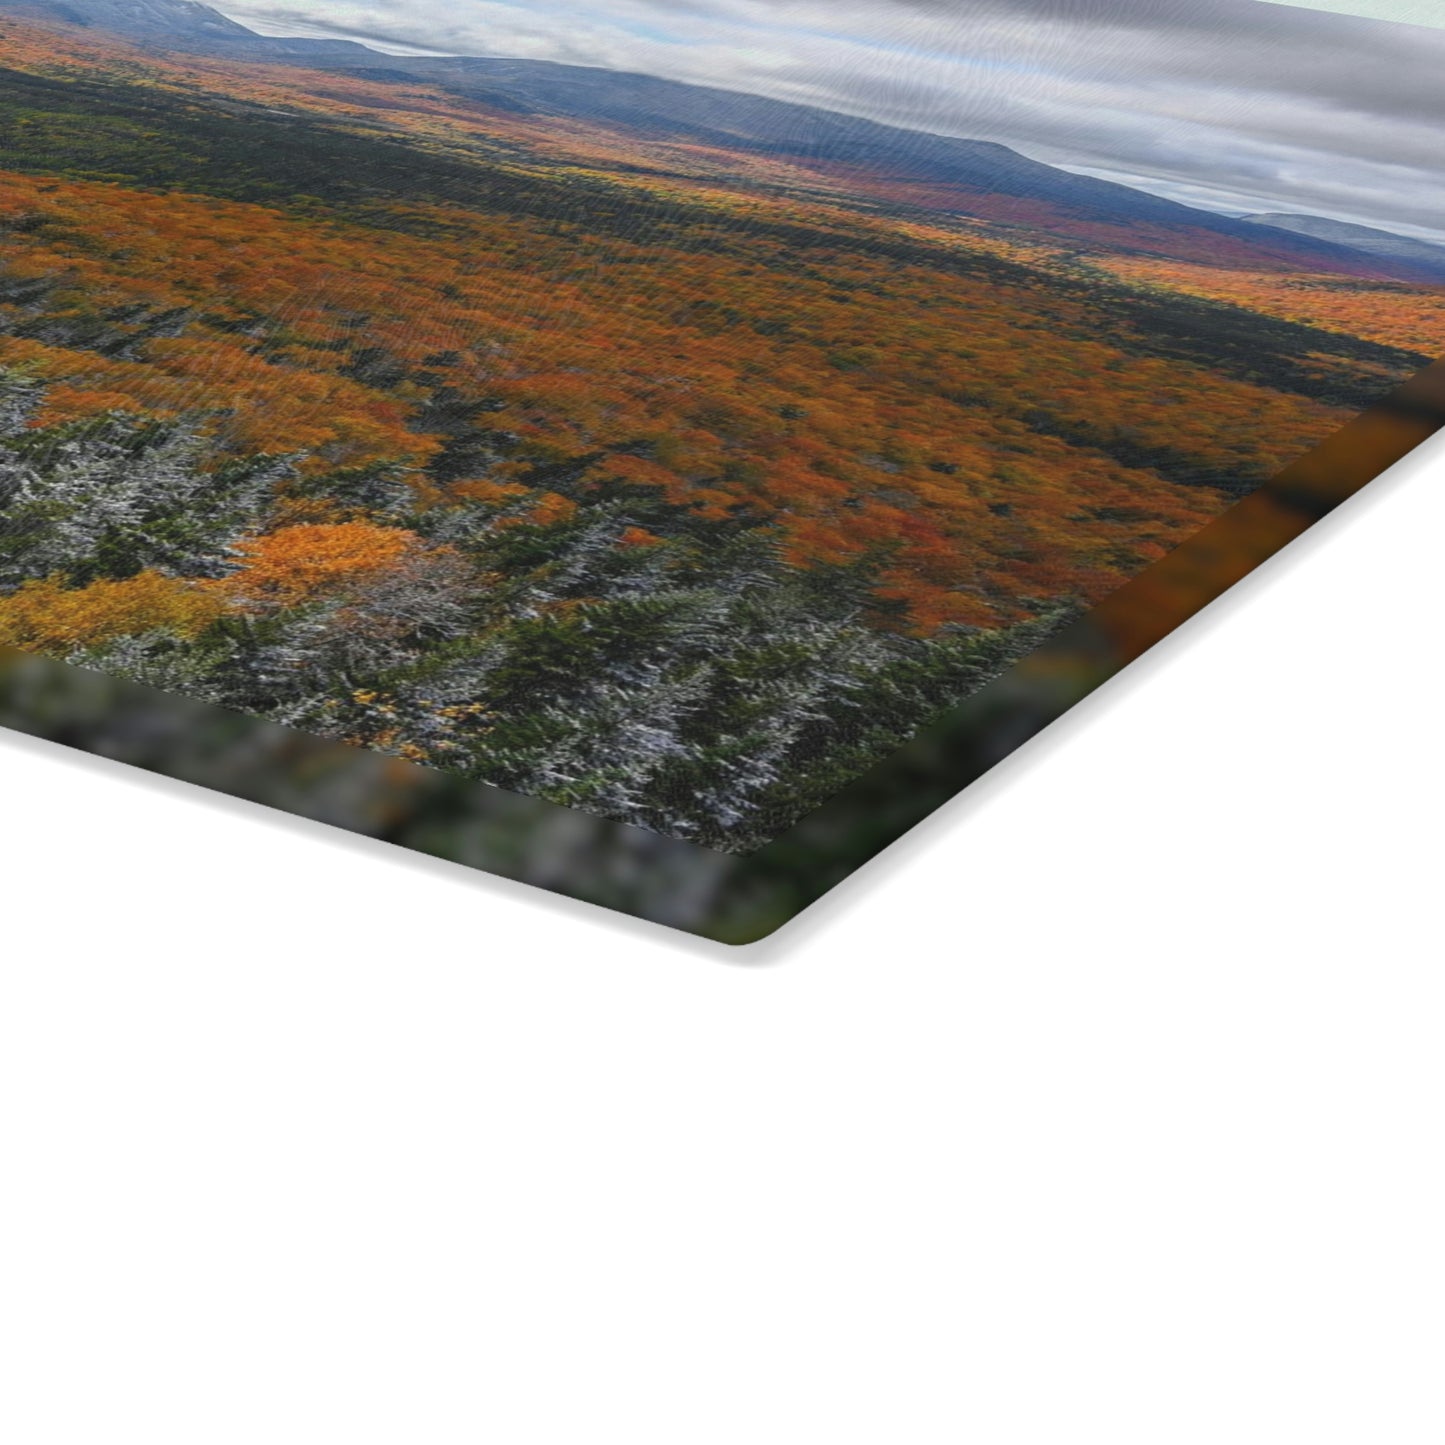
[217,0,1445,242]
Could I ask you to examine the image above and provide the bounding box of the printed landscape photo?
[1,0,1442,851]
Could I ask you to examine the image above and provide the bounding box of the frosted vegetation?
[0,374,1065,849]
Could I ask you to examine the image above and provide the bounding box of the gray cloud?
[218,0,1445,241]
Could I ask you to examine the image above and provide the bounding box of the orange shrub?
[214,522,419,607]
[0,572,226,653]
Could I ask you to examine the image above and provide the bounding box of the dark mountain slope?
[1244,214,1445,280]
[0,0,371,54]
[0,0,1436,282]
[1,0,250,40]
[313,55,1435,277]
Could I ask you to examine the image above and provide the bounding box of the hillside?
[0,0,367,51]
[1244,213,1445,280]
[0,9,1442,843]
[0,0,1434,281]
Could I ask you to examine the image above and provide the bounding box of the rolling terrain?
[0,4,1441,843]
[2,0,1439,279]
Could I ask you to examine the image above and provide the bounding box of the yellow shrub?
[0,572,227,653]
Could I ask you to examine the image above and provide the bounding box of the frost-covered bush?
[0,373,288,590]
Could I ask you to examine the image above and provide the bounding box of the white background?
[1,434,1441,1443]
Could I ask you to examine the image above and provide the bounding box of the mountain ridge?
[1244,213,1445,279]
[1,0,1438,283]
